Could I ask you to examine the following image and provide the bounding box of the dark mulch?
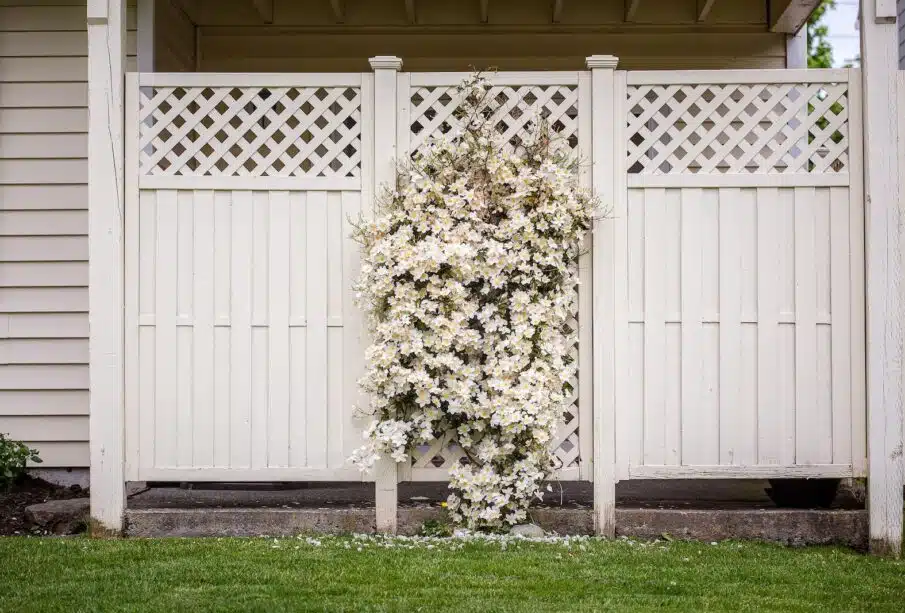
[0,476,87,536]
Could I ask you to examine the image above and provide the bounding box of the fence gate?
[124,73,373,481]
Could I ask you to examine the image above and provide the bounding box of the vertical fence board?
[794,187,821,464]
[289,192,308,467]
[342,191,364,467]
[250,192,270,469]
[680,188,704,465]
[718,188,742,464]
[137,190,157,474]
[192,190,215,467]
[327,191,345,468]
[268,191,291,467]
[154,190,178,468]
[626,189,645,471]
[643,188,667,465]
[757,187,782,465]
[306,191,329,467]
[229,191,253,468]
[212,191,232,468]
[176,190,194,467]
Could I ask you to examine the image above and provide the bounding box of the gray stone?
[126,508,375,537]
[25,498,89,535]
[616,508,868,550]
[510,524,545,538]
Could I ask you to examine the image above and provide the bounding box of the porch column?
[587,54,620,538]
[88,0,127,535]
[370,55,404,534]
[861,0,904,557]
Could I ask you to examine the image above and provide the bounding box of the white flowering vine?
[351,73,595,530]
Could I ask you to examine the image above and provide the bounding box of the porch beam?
[330,0,344,23]
[861,0,904,558]
[552,0,563,23]
[88,0,127,535]
[624,0,641,22]
[404,0,416,24]
[250,0,274,24]
[769,0,822,34]
[480,0,489,24]
[696,0,717,22]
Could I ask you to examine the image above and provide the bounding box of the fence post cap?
[586,55,619,69]
[369,56,404,71]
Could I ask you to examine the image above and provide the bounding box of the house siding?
[0,0,136,467]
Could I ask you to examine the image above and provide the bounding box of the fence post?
[587,54,620,538]
[860,2,904,557]
[369,55,403,534]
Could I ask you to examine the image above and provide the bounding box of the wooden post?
[861,0,904,557]
[369,55,403,534]
[88,0,127,535]
[587,54,620,538]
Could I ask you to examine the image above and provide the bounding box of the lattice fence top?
[138,86,362,178]
[626,82,849,174]
[409,84,579,158]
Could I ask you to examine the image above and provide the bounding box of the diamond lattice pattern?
[409,284,582,474]
[138,86,362,177]
[409,85,579,158]
[627,82,849,174]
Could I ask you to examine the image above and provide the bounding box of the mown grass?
[0,535,903,612]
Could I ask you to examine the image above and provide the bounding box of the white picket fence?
[123,64,866,490]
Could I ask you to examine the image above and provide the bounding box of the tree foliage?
[807,0,836,68]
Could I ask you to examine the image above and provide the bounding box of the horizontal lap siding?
[0,0,136,467]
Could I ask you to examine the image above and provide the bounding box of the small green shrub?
[419,519,453,537]
[0,433,41,491]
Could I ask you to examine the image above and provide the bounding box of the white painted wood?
[371,56,401,533]
[134,467,366,481]
[408,71,581,87]
[589,54,619,538]
[139,72,362,87]
[124,73,141,481]
[305,190,328,468]
[229,190,253,469]
[862,0,904,556]
[139,176,360,191]
[847,69,868,477]
[629,464,857,479]
[192,190,216,468]
[627,174,850,188]
[785,27,806,69]
[627,68,851,85]
[577,68,594,480]
[88,0,126,533]
[268,191,291,467]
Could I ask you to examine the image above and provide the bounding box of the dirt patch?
[0,477,88,536]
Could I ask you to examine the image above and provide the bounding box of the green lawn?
[0,535,903,612]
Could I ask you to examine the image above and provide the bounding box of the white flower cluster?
[351,74,594,530]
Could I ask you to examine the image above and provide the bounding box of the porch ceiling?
[175,0,819,34]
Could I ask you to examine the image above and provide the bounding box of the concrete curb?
[125,506,867,548]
